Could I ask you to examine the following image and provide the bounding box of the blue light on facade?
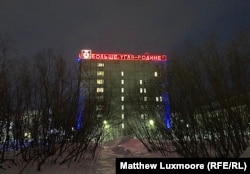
[162,92,171,129]
[76,87,84,130]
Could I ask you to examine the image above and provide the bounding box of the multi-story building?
[77,49,171,137]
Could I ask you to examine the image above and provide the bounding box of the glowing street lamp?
[149,119,154,126]
[103,120,110,129]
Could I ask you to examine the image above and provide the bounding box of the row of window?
[124,96,162,102]
[97,63,160,76]
[97,88,163,102]
[156,96,163,102]
[121,96,147,102]
[96,71,159,77]
[140,88,147,93]
[97,79,151,86]
[120,113,147,120]
[99,86,144,93]
[139,80,146,85]
[97,63,104,67]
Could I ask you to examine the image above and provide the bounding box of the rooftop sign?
[78,50,167,61]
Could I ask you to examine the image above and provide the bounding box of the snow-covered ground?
[1,136,179,174]
[2,136,250,174]
[240,146,250,158]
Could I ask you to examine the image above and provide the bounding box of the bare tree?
[166,33,250,157]
[126,30,250,158]
[0,35,17,164]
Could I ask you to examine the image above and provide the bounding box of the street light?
[103,120,109,129]
[149,119,154,126]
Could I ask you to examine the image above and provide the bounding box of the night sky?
[0,0,249,59]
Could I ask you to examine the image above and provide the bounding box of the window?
[97,79,104,84]
[141,114,144,119]
[121,71,124,76]
[154,72,158,77]
[97,95,104,101]
[139,80,143,85]
[140,88,146,93]
[156,97,159,102]
[121,113,124,119]
[97,63,104,67]
[121,105,124,110]
[121,79,124,85]
[96,105,102,111]
[121,88,124,93]
[144,96,147,102]
[97,71,104,76]
[156,96,163,102]
[96,88,104,93]
[122,123,125,129]
[159,96,163,102]
[121,96,124,101]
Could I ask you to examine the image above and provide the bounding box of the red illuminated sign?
[79,50,167,61]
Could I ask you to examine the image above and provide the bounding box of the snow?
[240,146,250,158]
[4,136,250,173]
[0,136,180,174]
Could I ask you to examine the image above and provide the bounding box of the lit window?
[121,96,124,101]
[122,123,125,129]
[97,71,104,76]
[121,88,124,93]
[121,71,124,76]
[159,96,163,102]
[121,113,124,119]
[141,114,144,119]
[156,97,159,102]
[140,88,143,93]
[96,105,102,111]
[96,88,104,93]
[144,88,147,93]
[121,79,124,85]
[144,96,147,102]
[154,72,158,77]
[121,105,124,110]
[97,79,104,84]
[97,63,104,67]
[139,80,143,85]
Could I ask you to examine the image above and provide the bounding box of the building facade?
[77,50,170,137]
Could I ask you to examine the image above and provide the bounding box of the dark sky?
[0,0,249,59]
